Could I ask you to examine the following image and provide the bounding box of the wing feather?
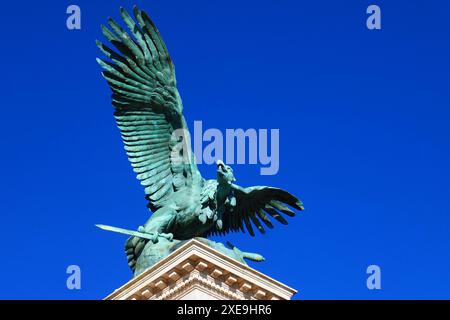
[97,6,202,212]
[204,186,303,237]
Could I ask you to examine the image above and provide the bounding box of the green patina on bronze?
[96,6,304,276]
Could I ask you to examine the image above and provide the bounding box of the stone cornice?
[105,239,297,300]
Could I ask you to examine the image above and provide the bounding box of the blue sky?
[0,0,450,299]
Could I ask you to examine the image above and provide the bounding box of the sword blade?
[95,224,154,241]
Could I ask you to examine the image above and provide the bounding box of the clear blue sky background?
[0,0,449,299]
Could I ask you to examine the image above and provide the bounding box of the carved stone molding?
[105,239,296,300]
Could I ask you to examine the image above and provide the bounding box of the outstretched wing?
[97,6,201,211]
[208,185,304,236]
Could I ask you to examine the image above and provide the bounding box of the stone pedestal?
[105,239,296,300]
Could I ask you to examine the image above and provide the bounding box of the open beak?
[216,159,225,167]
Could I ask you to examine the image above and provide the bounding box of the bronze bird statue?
[96,6,304,275]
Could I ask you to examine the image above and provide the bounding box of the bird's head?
[216,160,236,185]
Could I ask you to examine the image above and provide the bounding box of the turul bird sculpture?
[96,6,304,276]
